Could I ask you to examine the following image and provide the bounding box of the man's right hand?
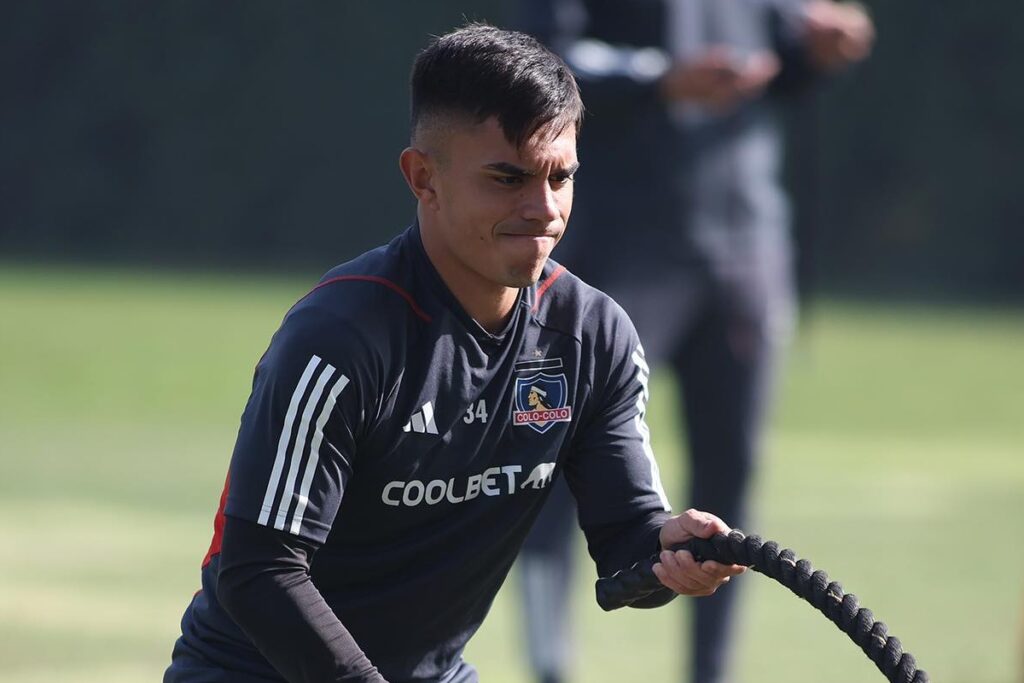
[803,0,875,72]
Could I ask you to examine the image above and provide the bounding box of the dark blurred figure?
[516,2,873,682]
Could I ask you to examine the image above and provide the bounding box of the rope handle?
[595,530,929,683]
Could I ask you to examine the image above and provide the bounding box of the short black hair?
[410,23,583,148]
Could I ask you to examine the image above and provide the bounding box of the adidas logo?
[402,401,439,434]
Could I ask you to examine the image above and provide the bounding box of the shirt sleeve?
[564,301,674,579]
[765,0,827,97]
[518,0,671,115]
[225,303,375,545]
[217,516,387,683]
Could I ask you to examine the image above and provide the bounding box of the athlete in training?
[164,24,745,683]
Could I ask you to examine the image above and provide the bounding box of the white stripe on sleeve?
[289,374,350,535]
[258,355,321,526]
[273,362,336,530]
[631,346,650,378]
[632,347,670,511]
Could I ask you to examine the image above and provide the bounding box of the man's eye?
[494,175,522,186]
[551,174,574,185]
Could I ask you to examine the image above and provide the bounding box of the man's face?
[422,117,578,292]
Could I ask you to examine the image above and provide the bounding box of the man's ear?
[399,147,439,210]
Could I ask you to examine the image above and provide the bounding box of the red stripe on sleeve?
[201,471,231,568]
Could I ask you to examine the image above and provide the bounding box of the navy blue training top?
[172,225,672,682]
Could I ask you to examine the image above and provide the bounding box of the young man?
[164,24,744,683]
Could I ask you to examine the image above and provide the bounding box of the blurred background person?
[516,2,873,682]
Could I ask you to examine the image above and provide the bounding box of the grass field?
[1,263,1022,683]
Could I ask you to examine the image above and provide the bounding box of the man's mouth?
[498,228,561,240]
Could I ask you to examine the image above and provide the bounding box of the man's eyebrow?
[483,161,581,177]
[483,162,533,177]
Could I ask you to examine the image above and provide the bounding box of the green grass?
[1,263,1022,683]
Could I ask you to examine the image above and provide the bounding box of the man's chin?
[511,257,554,287]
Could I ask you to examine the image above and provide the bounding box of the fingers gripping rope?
[595,530,929,683]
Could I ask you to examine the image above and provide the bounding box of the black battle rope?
[595,530,928,683]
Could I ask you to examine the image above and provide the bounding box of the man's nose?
[520,181,561,223]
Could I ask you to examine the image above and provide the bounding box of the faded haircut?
[410,23,584,149]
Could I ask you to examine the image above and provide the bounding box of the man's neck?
[467,287,520,334]
[418,224,520,334]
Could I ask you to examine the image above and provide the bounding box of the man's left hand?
[653,509,746,597]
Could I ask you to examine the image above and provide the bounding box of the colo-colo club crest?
[512,372,573,434]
